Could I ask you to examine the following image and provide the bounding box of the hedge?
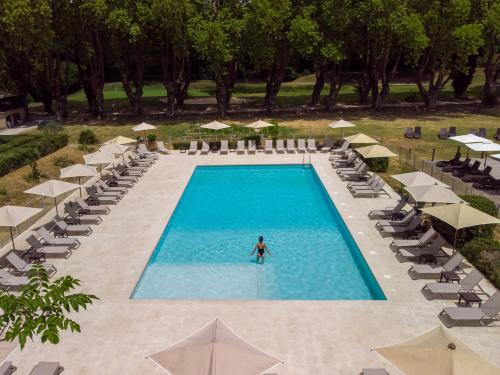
[0,133,69,177]
[461,237,500,288]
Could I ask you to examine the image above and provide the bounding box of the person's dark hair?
[259,236,263,242]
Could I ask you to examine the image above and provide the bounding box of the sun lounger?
[75,197,109,215]
[351,180,386,197]
[236,140,245,154]
[156,141,170,154]
[0,269,29,289]
[98,180,127,194]
[286,139,296,153]
[442,157,470,172]
[248,140,256,153]
[200,141,210,154]
[264,140,273,153]
[368,198,408,219]
[423,269,483,299]
[409,252,464,278]
[436,151,461,168]
[85,190,118,206]
[404,127,414,138]
[397,235,447,260]
[188,140,198,154]
[349,174,377,188]
[276,139,285,153]
[64,204,102,225]
[438,128,449,139]
[111,169,138,183]
[495,128,500,141]
[452,160,480,177]
[414,126,422,139]
[307,139,316,152]
[6,252,56,276]
[220,140,229,154]
[92,185,123,199]
[29,362,64,375]
[297,139,307,153]
[137,149,158,162]
[379,216,421,236]
[349,176,380,191]
[103,174,133,189]
[473,177,500,190]
[449,126,457,137]
[0,361,17,375]
[51,216,92,236]
[376,210,416,227]
[336,160,364,173]
[333,154,358,168]
[339,164,369,179]
[139,143,157,157]
[127,154,150,168]
[26,235,71,258]
[37,227,80,249]
[462,166,492,182]
[321,138,335,152]
[439,291,500,326]
[361,369,389,375]
[475,128,487,138]
[390,227,436,248]
[331,140,349,155]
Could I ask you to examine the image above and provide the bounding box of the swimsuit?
[258,248,265,256]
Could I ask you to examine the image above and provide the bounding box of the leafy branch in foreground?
[0,264,98,350]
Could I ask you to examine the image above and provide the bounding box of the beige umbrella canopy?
[0,205,42,250]
[132,122,157,132]
[344,133,379,144]
[422,203,500,249]
[148,319,282,375]
[355,145,397,158]
[201,121,231,131]
[60,164,97,196]
[100,144,128,163]
[449,134,492,144]
[405,185,463,204]
[392,172,449,188]
[103,136,137,145]
[375,325,500,375]
[25,180,80,215]
[83,151,116,173]
[328,119,356,139]
[246,120,274,130]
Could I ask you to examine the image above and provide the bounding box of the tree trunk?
[90,31,105,118]
[310,63,326,106]
[483,76,498,106]
[264,45,289,112]
[482,50,499,106]
[215,77,227,117]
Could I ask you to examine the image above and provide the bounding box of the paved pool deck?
[2,151,499,374]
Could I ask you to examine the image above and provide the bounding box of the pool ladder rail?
[302,154,312,167]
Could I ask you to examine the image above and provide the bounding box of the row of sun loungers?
[0,149,162,291]
[187,139,318,154]
[0,361,64,375]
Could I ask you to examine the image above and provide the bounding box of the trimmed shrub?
[52,155,75,168]
[460,195,498,241]
[363,157,389,172]
[243,135,261,147]
[78,129,99,145]
[461,237,500,288]
[172,141,191,150]
[147,133,157,142]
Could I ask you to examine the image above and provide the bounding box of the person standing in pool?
[250,236,272,264]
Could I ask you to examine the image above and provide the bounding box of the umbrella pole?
[78,177,82,197]
[453,230,458,253]
[54,197,59,215]
[9,227,15,250]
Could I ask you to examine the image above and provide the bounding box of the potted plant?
[147,133,157,150]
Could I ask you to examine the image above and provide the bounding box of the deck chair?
[409,252,464,278]
[449,126,457,137]
[436,151,461,168]
[156,141,170,154]
[331,140,349,155]
[351,180,386,197]
[321,138,335,152]
[390,227,436,248]
[462,166,492,182]
[368,198,408,219]
[376,209,416,227]
[50,216,92,236]
[64,204,102,225]
[90,185,122,199]
[29,362,64,375]
[336,160,364,173]
[476,128,487,138]
[349,176,380,191]
[264,140,273,153]
[438,128,449,139]
[397,235,447,260]
[26,235,71,258]
[452,160,480,177]
[379,216,421,236]
[37,227,80,249]
[188,140,198,154]
[297,139,307,153]
[103,173,133,188]
[248,140,256,153]
[307,139,316,152]
[98,180,127,194]
[349,174,378,189]
[201,141,210,154]
[220,140,229,154]
[341,166,370,181]
[286,139,296,153]
[75,197,109,215]
[6,252,56,276]
[361,369,389,375]
[138,143,157,156]
[111,169,138,183]
[0,268,30,289]
[276,139,285,153]
[442,157,470,173]
[439,291,500,326]
[0,361,17,375]
[404,128,414,138]
[494,128,500,141]
[414,126,422,139]
[85,189,118,206]
[236,140,245,154]
[339,164,368,179]
[423,269,483,299]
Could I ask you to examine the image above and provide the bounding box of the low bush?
[147,133,157,142]
[460,195,498,241]
[363,157,389,172]
[461,237,500,288]
[78,129,99,145]
[0,133,68,177]
[172,141,191,150]
[243,135,261,147]
[52,155,75,168]
[37,121,63,133]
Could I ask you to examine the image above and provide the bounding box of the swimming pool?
[132,164,386,300]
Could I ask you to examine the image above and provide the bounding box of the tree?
[188,0,244,116]
[480,0,500,105]
[150,0,193,114]
[411,0,483,109]
[0,265,97,350]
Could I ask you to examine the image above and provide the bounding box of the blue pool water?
[132,165,385,300]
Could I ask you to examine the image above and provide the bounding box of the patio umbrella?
[375,325,500,375]
[148,319,282,375]
[83,151,116,173]
[100,143,129,163]
[466,142,500,166]
[392,171,449,188]
[0,205,42,250]
[246,120,274,130]
[355,145,397,158]
[25,180,80,215]
[405,185,463,205]
[200,121,231,140]
[422,203,500,250]
[103,136,137,145]
[60,164,97,196]
[328,119,356,139]
[133,122,157,146]
[344,133,379,144]
[449,134,492,157]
